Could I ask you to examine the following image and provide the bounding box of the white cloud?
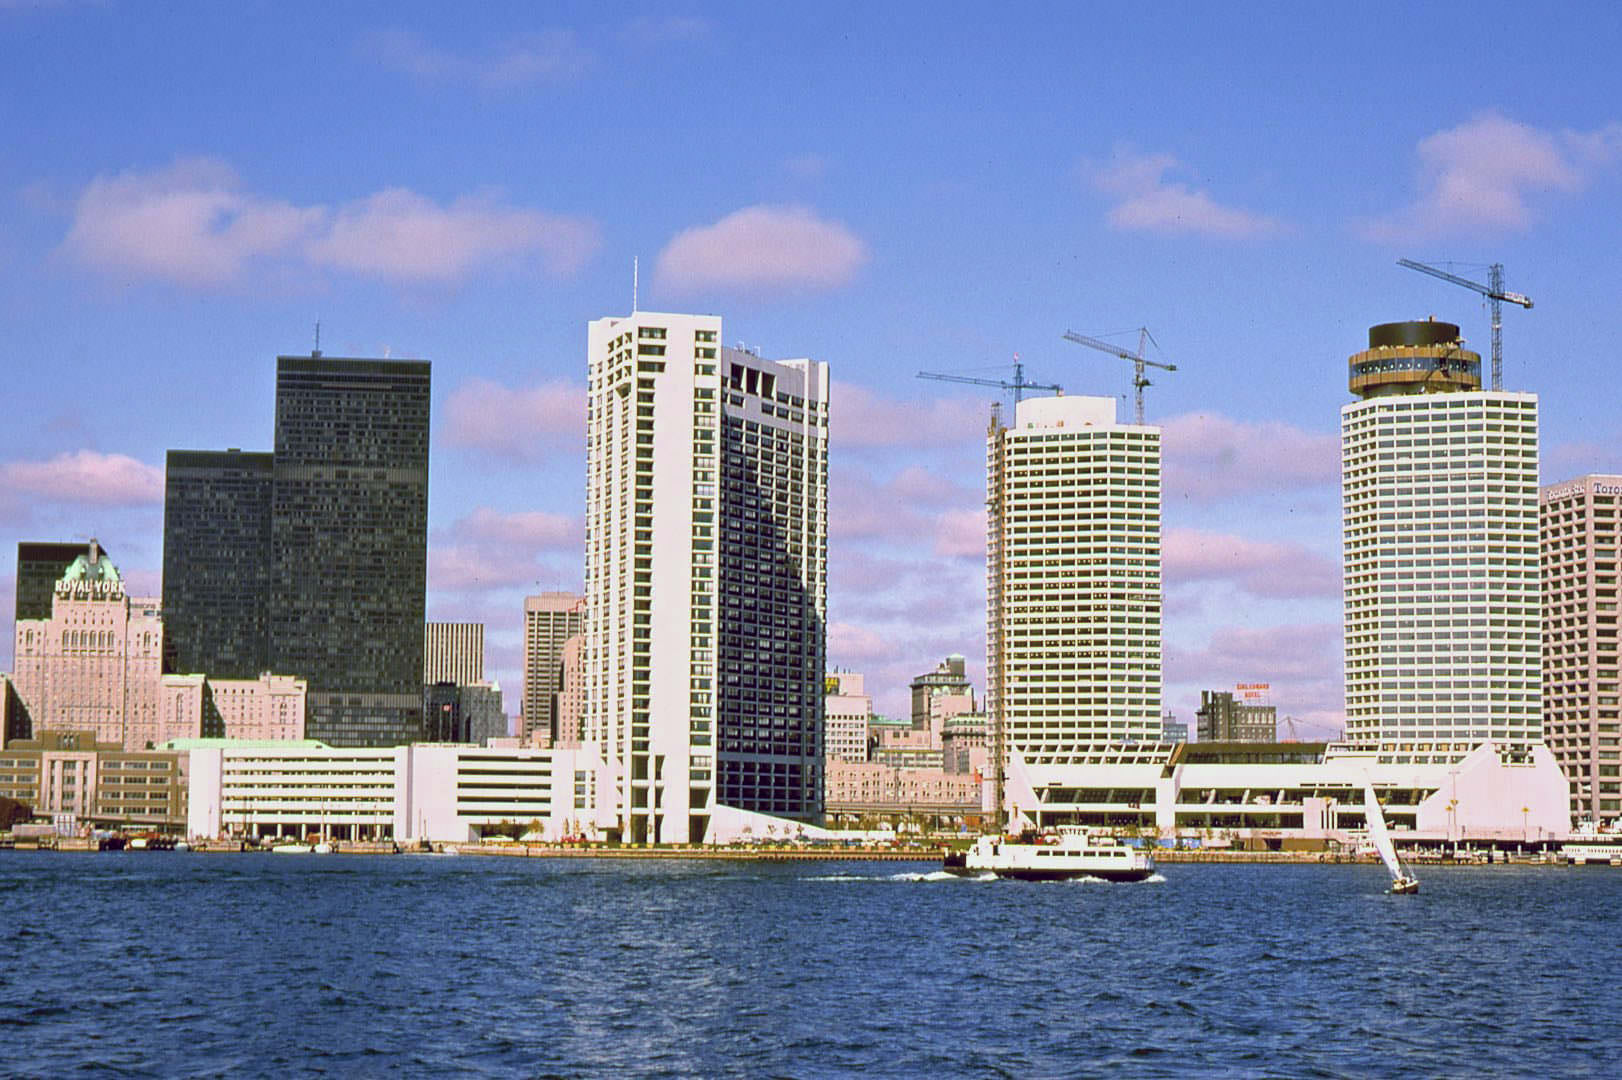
[1364,112,1622,240]
[1160,411,1339,502]
[61,158,320,286]
[442,378,586,463]
[1089,148,1281,237]
[0,450,163,506]
[60,158,598,287]
[308,188,597,281]
[655,204,867,294]
[368,28,593,89]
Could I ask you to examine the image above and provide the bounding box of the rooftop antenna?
[313,319,322,358]
[632,256,639,313]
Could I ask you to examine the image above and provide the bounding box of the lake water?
[0,853,1616,1078]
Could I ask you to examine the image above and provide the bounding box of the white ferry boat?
[1561,827,1622,865]
[942,826,1156,882]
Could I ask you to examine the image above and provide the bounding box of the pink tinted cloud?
[61,158,598,287]
[655,204,867,294]
[831,382,989,451]
[1165,621,1345,737]
[308,188,598,281]
[61,158,319,287]
[1364,112,1622,240]
[1163,527,1338,600]
[442,378,586,463]
[0,450,163,506]
[1160,411,1338,502]
[933,508,985,558]
[1089,148,1281,237]
[367,28,594,88]
[428,507,581,592]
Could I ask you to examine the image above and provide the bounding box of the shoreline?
[3,840,1586,866]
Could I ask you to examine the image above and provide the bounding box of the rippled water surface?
[1,853,1617,1077]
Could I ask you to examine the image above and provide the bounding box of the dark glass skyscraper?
[161,450,274,678]
[160,352,431,747]
[269,355,431,746]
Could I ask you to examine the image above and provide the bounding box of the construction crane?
[915,356,1062,407]
[1397,259,1533,391]
[1061,327,1176,425]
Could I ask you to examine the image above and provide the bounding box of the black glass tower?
[269,355,431,746]
[161,450,274,677]
[15,541,110,623]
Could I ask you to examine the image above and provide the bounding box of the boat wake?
[806,870,997,883]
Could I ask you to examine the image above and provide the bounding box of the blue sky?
[4,3,1621,730]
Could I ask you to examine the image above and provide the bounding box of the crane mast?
[1397,258,1533,391]
[1061,327,1177,424]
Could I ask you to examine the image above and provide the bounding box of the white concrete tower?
[584,312,828,843]
[985,394,1163,780]
[1342,320,1542,760]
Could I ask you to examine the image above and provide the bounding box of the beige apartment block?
[553,634,585,746]
[523,593,585,743]
[209,673,309,741]
[1541,474,1622,824]
[823,758,980,824]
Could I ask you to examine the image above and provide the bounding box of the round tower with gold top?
[1348,319,1481,399]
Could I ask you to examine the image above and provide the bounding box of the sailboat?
[1364,779,1418,894]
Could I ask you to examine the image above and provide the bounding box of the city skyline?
[4,6,1622,729]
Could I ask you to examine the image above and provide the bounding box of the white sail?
[1363,780,1406,882]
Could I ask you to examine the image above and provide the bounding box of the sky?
[3,2,1621,734]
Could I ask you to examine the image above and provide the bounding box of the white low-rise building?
[184,741,618,844]
[1007,740,1570,845]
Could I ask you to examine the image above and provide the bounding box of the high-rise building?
[986,394,1162,773]
[425,622,484,686]
[553,637,584,746]
[1342,320,1541,759]
[522,593,585,742]
[15,541,114,624]
[1540,474,1622,824]
[824,671,872,763]
[909,654,976,742]
[161,449,274,677]
[461,682,506,746]
[584,312,828,843]
[160,353,432,747]
[270,354,431,746]
[1195,690,1276,742]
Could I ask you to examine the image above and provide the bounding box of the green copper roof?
[60,551,121,585]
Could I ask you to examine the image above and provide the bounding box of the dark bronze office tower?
[161,450,274,677]
[269,354,431,746]
[15,541,112,623]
